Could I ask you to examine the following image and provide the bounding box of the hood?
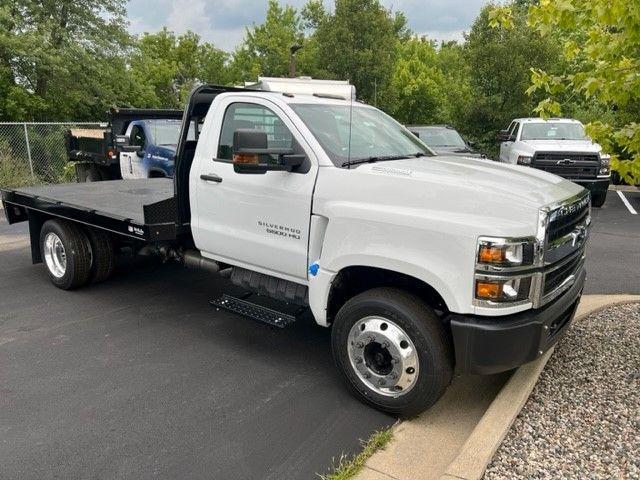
[519,139,601,154]
[371,156,582,208]
[314,155,585,238]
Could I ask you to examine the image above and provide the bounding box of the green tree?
[463,2,563,152]
[386,38,447,124]
[311,0,410,103]
[520,0,639,185]
[129,29,229,108]
[228,0,305,83]
[0,0,134,121]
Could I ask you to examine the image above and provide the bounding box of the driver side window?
[130,125,147,149]
[509,122,520,139]
[217,102,295,160]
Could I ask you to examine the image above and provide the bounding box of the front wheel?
[591,191,607,208]
[332,287,453,417]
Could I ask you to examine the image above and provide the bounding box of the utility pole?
[289,44,303,78]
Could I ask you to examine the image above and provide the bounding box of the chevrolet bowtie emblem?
[557,158,575,165]
[570,226,586,247]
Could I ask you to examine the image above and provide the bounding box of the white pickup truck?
[498,117,611,207]
[2,79,590,416]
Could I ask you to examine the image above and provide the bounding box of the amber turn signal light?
[476,281,501,299]
[478,245,505,264]
[233,153,259,164]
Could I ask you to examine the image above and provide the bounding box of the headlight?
[477,238,534,268]
[475,276,532,302]
[474,236,538,307]
[517,155,532,165]
[599,153,611,176]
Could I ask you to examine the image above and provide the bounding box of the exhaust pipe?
[183,250,220,274]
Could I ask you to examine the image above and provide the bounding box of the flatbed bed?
[2,179,178,242]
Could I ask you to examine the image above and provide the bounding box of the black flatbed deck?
[1,179,178,241]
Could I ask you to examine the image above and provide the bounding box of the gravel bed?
[484,303,640,479]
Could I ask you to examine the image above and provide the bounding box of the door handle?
[200,173,222,183]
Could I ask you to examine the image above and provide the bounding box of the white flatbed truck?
[1,80,591,416]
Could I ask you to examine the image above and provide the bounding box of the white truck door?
[499,121,517,163]
[120,124,147,179]
[192,98,318,282]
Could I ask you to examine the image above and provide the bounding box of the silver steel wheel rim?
[43,232,67,278]
[347,316,419,398]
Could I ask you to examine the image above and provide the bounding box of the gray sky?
[126,0,489,51]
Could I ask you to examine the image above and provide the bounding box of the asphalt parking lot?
[0,190,638,480]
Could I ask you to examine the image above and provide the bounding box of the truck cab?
[119,118,194,179]
[65,108,184,181]
[3,80,591,417]
[498,118,611,207]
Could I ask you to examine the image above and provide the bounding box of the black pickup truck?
[66,108,183,182]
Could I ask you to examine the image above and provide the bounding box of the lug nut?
[356,342,364,348]
[355,357,363,364]
[364,372,371,379]
[389,373,397,380]
[392,357,399,364]
[382,341,390,348]
[368,335,375,344]
[378,379,386,386]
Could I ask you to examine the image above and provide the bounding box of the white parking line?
[617,190,638,215]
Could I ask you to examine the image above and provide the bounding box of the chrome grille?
[532,152,600,180]
[534,153,599,163]
[537,193,590,306]
[543,250,583,295]
[547,195,590,244]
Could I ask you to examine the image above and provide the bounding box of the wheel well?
[148,169,167,178]
[326,266,449,324]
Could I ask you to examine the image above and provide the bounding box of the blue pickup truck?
[65,108,188,181]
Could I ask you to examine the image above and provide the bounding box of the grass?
[0,153,37,188]
[317,427,394,480]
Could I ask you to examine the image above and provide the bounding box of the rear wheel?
[40,219,92,290]
[77,164,102,182]
[591,191,607,208]
[332,287,453,417]
[85,227,115,283]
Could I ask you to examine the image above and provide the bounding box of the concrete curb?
[356,295,640,480]
[440,294,640,480]
[609,185,639,192]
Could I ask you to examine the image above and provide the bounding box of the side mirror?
[497,130,515,142]
[120,144,141,154]
[409,130,420,138]
[467,140,476,148]
[115,135,129,146]
[232,129,304,174]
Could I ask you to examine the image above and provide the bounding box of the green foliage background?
[0,0,636,183]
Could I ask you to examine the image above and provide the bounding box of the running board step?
[210,293,304,328]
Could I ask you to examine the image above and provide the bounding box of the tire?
[331,287,453,417]
[85,227,115,284]
[40,219,92,290]
[78,165,102,182]
[591,191,607,208]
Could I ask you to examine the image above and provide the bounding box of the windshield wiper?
[342,152,427,168]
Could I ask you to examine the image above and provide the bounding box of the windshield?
[145,119,195,147]
[411,127,466,148]
[290,104,432,166]
[521,122,587,141]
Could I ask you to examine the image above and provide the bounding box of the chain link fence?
[0,122,104,188]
